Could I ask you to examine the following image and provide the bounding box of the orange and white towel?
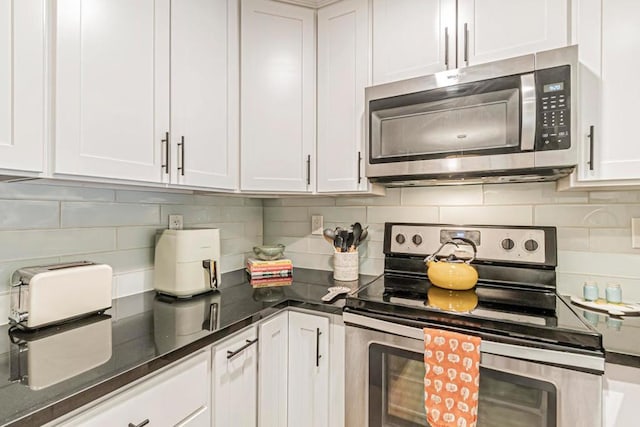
[424,328,481,427]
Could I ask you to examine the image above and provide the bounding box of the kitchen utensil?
[334,234,344,252]
[252,244,286,261]
[340,230,350,253]
[359,226,368,243]
[351,223,362,249]
[323,228,336,243]
[346,232,355,252]
[321,286,352,303]
[424,238,478,290]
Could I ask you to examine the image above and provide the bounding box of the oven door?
[344,313,603,427]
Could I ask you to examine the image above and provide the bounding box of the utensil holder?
[333,251,359,281]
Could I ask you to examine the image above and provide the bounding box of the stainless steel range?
[344,223,604,427]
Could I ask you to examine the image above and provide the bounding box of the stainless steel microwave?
[365,46,578,186]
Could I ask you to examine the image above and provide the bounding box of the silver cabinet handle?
[178,136,185,176]
[128,420,149,427]
[444,27,449,70]
[463,23,469,66]
[587,125,595,171]
[315,328,322,367]
[161,131,169,174]
[227,338,258,359]
[306,154,311,185]
[357,151,362,184]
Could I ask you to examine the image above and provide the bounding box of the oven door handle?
[343,312,604,373]
[520,73,537,151]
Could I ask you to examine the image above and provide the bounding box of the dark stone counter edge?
[7,298,342,427]
[5,266,357,427]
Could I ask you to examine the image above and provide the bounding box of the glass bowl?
[252,244,286,260]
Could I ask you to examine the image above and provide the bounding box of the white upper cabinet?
[371,0,456,85]
[573,0,640,183]
[0,0,46,174]
[170,0,239,190]
[240,0,316,192]
[457,0,569,67]
[371,0,568,85]
[317,0,369,193]
[55,0,170,183]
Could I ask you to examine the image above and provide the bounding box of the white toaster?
[9,261,113,329]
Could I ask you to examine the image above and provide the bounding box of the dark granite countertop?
[567,297,640,369]
[0,269,375,427]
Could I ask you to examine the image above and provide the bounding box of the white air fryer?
[154,228,221,297]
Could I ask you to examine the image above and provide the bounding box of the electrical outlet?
[169,214,184,230]
[311,215,323,235]
[633,218,640,248]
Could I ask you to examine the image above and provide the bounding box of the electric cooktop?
[345,223,602,352]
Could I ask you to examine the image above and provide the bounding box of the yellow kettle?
[424,238,478,291]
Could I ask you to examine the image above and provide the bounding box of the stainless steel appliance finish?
[365,46,578,185]
[345,313,602,427]
[344,222,604,427]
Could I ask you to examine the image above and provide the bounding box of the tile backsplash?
[0,182,263,324]
[263,182,640,302]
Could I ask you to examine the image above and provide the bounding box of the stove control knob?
[395,234,406,244]
[412,234,423,245]
[524,239,539,252]
[501,238,515,250]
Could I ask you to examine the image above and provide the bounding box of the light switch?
[311,215,323,235]
[632,218,640,248]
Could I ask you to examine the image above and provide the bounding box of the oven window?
[369,344,557,427]
[369,75,523,163]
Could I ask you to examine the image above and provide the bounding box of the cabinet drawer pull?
[463,23,469,66]
[357,151,362,184]
[161,132,169,174]
[315,328,322,367]
[306,154,311,185]
[444,27,449,69]
[227,338,258,359]
[178,136,185,176]
[587,125,595,171]
[128,419,149,427]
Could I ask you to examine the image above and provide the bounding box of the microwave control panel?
[535,65,571,151]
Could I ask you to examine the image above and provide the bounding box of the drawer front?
[58,350,211,426]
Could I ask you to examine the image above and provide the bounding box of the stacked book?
[246,258,293,288]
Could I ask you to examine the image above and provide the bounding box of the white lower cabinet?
[604,363,640,427]
[212,325,258,427]
[257,310,343,427]
[55,350,211,426]
[287,311,330,427]
[258,312,289,427]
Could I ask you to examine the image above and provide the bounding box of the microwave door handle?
[520,73,537,151]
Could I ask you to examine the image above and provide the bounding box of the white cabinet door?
[212,326,258,427]
[457,0,568,67]
[240,0,315,192]
[258,312,288,427]
[55,0,170,183]
[604,363,640,427]
[576,0,640,182]
[59,350,211,427]
[317,0,369,193]
[371,0,456,85]
[288,311,329,427]
[171,0,239,190]
[0,0,45,173]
